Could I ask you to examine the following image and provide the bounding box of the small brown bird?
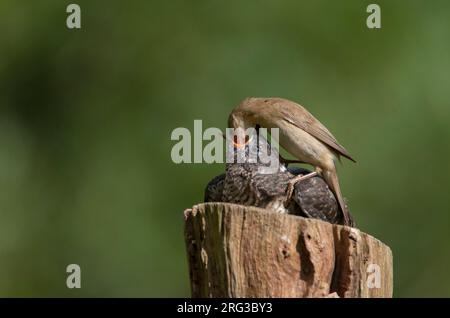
[228,97,356,226]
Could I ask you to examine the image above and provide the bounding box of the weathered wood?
[184,202,393,298]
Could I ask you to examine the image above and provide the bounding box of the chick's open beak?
[221,131,253,149]
[233,134,253,149]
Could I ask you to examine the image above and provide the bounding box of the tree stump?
[184,202,393,298]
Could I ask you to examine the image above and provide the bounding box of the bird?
[228,97,356,226]
[203,133,353,225]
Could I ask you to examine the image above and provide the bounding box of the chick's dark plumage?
[288,167,351,225]
[221,161,302,215]
[204,174,225,202]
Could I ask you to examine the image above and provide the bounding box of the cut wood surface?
[184,202,393,298]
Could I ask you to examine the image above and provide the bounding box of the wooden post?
[184,202,393,298]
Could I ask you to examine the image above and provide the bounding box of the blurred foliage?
[0,0,450,297]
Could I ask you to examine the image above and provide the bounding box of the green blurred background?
[0,0,449,297]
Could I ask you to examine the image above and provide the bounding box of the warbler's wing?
[274,99,356,162]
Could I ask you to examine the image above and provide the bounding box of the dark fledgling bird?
[204,133,354,226]
[228,97,356,226]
